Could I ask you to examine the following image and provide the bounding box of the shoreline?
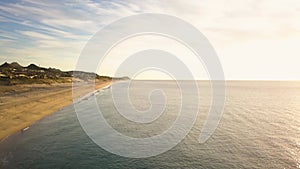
[0,80,112,142]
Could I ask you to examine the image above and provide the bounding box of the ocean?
[0,81,299,168]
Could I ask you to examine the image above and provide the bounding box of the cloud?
[0,0,300,79]
[0,0,138,69]
[18,31,57,40]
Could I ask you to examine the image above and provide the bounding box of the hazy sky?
[0,0,300,80]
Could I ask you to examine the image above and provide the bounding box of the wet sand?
[0,80,111,141]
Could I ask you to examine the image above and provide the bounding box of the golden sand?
[0,80,111,141]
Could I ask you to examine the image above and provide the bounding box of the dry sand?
[0,80,111,141]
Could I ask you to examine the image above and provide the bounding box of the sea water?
[0,81,299,168]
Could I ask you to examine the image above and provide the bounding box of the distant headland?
[0,62,129,85]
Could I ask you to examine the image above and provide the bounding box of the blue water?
[0,81,299,168]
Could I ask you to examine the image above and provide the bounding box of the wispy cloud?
[0,0,139,69]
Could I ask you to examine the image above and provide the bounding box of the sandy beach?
[0,80,111,141]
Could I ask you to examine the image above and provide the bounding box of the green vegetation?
[0,62,125,85]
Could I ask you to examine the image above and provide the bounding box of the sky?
[0,0,300,80]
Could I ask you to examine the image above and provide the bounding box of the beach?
[0,80,111,141]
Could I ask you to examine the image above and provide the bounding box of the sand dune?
[0,80,111,141]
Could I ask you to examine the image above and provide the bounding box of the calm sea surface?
[0,81,299,169]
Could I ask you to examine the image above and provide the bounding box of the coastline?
[0,80,112,141]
